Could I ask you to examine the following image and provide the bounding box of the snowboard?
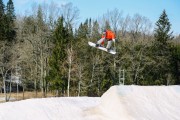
[88,41,116,54]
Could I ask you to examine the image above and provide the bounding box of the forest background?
[0,0,179,101]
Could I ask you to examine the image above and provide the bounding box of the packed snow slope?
[0,85,180,120]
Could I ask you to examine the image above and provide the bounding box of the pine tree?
[152,10,174,85]
[0,0,5,41]
[104,20,111,31]
[154,10,173,46]
[5,0,16,42]
[37,5,46,31]
[2,0,16,64]
[46,17,69,96]
[92,20,100,40]
[6,0,15,19]
[0,0,4,14]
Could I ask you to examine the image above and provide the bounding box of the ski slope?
[0,85,180,120]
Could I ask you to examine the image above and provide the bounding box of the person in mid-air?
[96,29,115,52]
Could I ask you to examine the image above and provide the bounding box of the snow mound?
[0,85,180,120]
[0,97,100,120]
[86,85,180,120]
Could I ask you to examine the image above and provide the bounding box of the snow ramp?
[0,85,180,120]
[85,85,180,120]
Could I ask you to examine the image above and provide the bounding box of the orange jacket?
[102,30,115,40]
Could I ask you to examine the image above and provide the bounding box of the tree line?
[0,0,180,100]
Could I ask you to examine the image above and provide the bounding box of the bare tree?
[48,1,61,30]
[76,61,85,96]
[66,45,76,97]
[119,15,131,38]
[60,2,80,28]
[121,14,153,84]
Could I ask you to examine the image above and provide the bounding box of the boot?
[107,48,111,52]
[96,44,100,47]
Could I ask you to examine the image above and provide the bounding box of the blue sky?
[3,0,180,35]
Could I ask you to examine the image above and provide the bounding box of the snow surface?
[0,85,180,120]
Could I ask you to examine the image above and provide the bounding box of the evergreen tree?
[5,0,16,42]
[46,17,69,96]
[0,0,4,15]
[1,0,16,64]
[77,19,89,38]
[0,0,5,41]
[104,20,111,30]
[154,10,173,45]
[37,5,46,31]
[171,44,180,84]
[6,0,15,20]
[92,20,100,40]
[152,10,174,85]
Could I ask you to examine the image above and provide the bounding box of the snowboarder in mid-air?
[88,29,116,54]
[96,29,115,52]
